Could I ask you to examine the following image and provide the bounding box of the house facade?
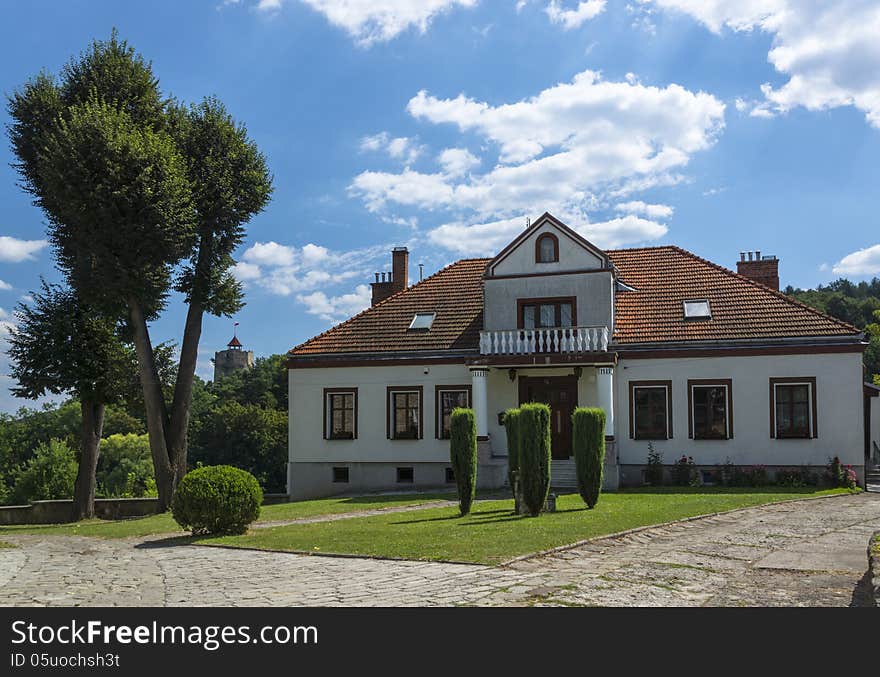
[287,213,868,499]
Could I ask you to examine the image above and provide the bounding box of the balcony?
[479,325,609,355]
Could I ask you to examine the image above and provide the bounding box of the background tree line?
[785,278,880,383]
[0,354,288,506]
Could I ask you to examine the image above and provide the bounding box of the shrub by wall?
[449,408,477,516]
[10,438,77,505]
[518,403,551,517]
[503,408,521,511]
[171,465,262,535]
[572,407,605,508]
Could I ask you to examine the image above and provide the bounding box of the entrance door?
[519,376,578,459]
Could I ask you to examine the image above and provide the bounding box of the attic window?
[683,299,712,320]
[408,312,436,330]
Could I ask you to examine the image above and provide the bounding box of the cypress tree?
[518,403,551,517]
[572,407,606,508]
[449,408,477,516]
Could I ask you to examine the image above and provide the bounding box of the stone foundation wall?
[0,498,159,525]
[619,464,865,488]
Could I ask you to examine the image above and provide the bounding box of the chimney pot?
[740,252,745,262]
[736,249,780,291]
[756,250,761,260]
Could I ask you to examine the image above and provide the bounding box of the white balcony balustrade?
[479,326,609,355]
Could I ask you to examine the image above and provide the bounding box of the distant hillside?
[785,278,880,383]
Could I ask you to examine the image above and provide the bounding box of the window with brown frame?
[387,386,423,440]
[770,377,817,439]
[688,379,733,440]
[629,381,672,440]
[535,233,559,263]
[518,297,576,329]
[435,385,471,439]
[324,388,357,440]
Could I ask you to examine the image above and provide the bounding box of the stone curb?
[869,531,880,608]
[198,542,485,567]
[499,490,860,567]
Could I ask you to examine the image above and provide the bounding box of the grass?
[0,540,16,548]
[0,492,455,539]
[202,487,852,565]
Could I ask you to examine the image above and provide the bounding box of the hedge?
[449,408,477,516]
[518,403,551,517]
[572,407,605,508]
[171,465,262,535]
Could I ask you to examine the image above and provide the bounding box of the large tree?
[8,33,271,509]
[7,283,134,519]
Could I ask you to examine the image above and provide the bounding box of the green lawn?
[203,487,852,565]
[0,540,16,548]
[0,492,455,539]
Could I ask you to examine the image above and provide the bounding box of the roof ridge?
[667,245,862,334]
[289,258,489,354]
[604,244,677,253]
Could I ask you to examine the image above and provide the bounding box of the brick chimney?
[737,250,779,291]
[370,247,409,305]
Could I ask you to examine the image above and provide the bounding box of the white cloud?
[292,0,478,46]
[615,200,674,219]
[352,69,723,250]
[235,241,390,297]
[297,284,372,321]
[576,215,668,248]
[545,1,606,30]
[0,280,12,291]
[437,148,480,177]
[0,236,47,263]
[832,243,880,275]
[360,132,423,164]
[643,0,880,128]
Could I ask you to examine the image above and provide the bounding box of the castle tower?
[213,325,255,381]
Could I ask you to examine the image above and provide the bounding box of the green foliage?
[207,355,288,410]
[518,403,551,517]
[96,434,154,497]
[825,456,857,489]
[774,468,818,487]
[786,280,880,380]
[10,439,77,504]
[189,401,287,492]
[7,281,134,403]
[645,442,664,486]
[449,408,477,516]
[671,455,700,487]
[171,465,262,535]
[572,407,606,508]
[503,408,521,506]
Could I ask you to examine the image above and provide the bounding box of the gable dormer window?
[535,233,559,263]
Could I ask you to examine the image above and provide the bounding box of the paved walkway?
[0,492,878,606]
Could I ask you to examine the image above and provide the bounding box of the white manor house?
[286,213,874,499]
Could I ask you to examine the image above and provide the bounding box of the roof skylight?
[683,299,711,320]
[408,312,436,330]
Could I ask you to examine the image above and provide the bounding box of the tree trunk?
[128,297,174,510]
[71,398,105,521]
[166,298,205,492]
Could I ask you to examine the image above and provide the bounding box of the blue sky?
[1,0,879,412]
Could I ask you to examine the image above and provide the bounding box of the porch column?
[470,367,490,439]
[596,366,614,437]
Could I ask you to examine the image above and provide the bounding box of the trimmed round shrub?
[572,407,606,508]
[171,465,262,535]
[518,403,551,517]
[504,408,522,512]
[450,408,477,516]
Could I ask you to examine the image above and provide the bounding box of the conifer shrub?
[572,407,606,508]
[172,465,262,535]
[518,403,551,517]
[449,408,477,516]
[503,408,522,512]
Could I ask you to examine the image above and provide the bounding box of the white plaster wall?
[483,272,614,333]
[490,222,604,277]
[290,364,472,464]
[614,352,864,468]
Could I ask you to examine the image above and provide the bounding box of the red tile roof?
[289,246,860,357]
[607,246,860,344]
[291,258,490,355]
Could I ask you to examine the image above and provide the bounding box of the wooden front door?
[519,376,578,460]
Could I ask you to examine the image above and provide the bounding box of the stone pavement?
[0,492,878,607]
